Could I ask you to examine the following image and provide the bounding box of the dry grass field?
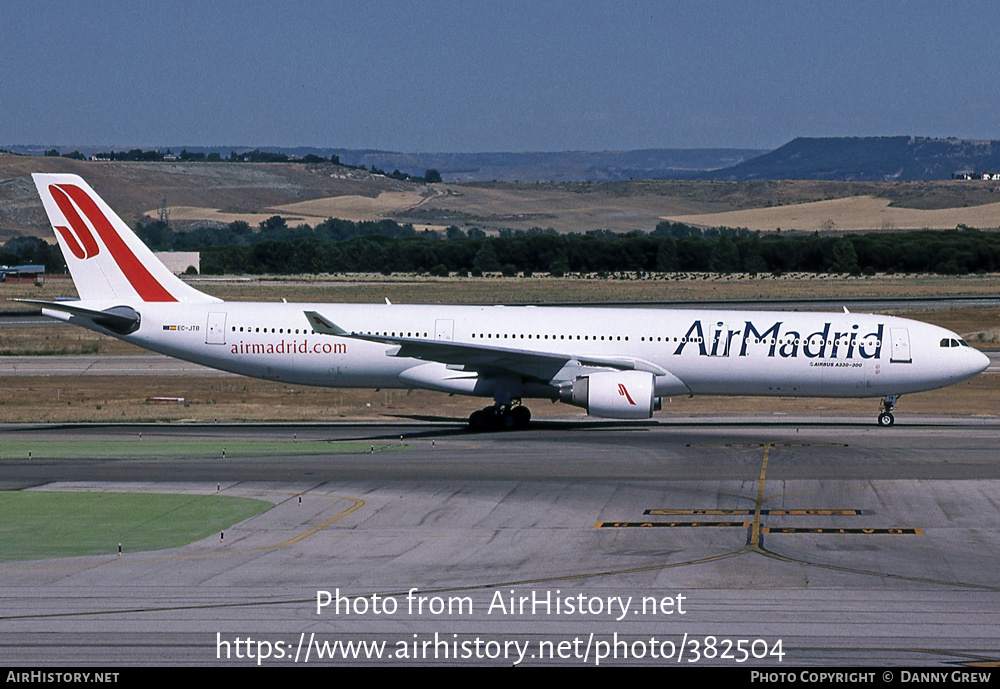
[0,369,994,425]
[392,179,1000,234]
[157,190,431,227]
[664,196,1000,232]
[5,271,1000,316]
[6,271,1000,309]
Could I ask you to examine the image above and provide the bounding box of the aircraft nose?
[973,349,991,375]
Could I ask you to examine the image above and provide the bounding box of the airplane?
[23,173,990,430]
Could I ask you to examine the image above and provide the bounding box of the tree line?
[42,148,345,165]
[8,216,1000,278]
[41,148,443,182]
[128,217,1000,277]
[1,236,66,273]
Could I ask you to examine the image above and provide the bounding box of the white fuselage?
[57,300,990,402]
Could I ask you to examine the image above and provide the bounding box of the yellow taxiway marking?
[646,509,862,515]
[626,443,914,540]
[747,442,772,549]
[596,521,750,528]
[763,527,922,535]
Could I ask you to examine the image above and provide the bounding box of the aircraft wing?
[304,310,676,384]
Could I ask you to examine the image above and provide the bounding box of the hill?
[0,154,423,241]
[4,146,765,183]
[3,154,999,241]
[328,148,765,182]
[696,136,1000,181]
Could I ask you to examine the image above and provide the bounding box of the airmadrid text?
[230,339,346,356]
[673,319,884,360]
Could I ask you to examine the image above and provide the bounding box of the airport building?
[0,264,45,283]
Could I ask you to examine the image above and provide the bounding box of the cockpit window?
[940,338,952,347]
[940,338,965,348]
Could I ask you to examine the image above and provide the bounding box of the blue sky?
[3,1,998,151]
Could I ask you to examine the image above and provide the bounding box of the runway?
[0,353,231,376]
[2,420,999,667]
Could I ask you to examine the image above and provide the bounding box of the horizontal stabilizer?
[14,299,140,335]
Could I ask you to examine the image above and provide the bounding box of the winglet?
[304,311,349,336]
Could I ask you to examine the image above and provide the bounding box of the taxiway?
[2,420,999,666]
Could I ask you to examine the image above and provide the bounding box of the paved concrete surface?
[1,420,999,667]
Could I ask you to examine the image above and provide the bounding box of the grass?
[0,491,272,561]
[200,272,1000,305]
[0,341,102,356]
[0,372,995,423]
[7,272,1000,310]
[664,196,1000,232]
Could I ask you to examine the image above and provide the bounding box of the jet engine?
[568,370,659,419]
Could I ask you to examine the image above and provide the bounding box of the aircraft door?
[889,327,911,363]
[206,312,227,345]
[709,321,732,357]
[435,319,454,342]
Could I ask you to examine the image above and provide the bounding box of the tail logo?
[50,184,101,260]
[618,383,636,405]
[47,183,176,302]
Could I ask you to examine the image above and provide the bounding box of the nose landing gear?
[877,395,898,427]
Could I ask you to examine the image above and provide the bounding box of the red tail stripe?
[51,184,177,302]
[50,186,100,259]
[55,226,87,260]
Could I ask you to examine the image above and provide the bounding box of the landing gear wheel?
[469,409,488,432]
[468,404,532,431]
[469,406,504,432]
[511,405,531,429]
[877,394,898,428]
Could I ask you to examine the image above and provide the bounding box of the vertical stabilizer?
[32,173,219,304]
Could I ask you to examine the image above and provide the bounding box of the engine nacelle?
[569,371,658,419]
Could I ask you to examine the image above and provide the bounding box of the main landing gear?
[877,395,898,427]
[468,402,531,431]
